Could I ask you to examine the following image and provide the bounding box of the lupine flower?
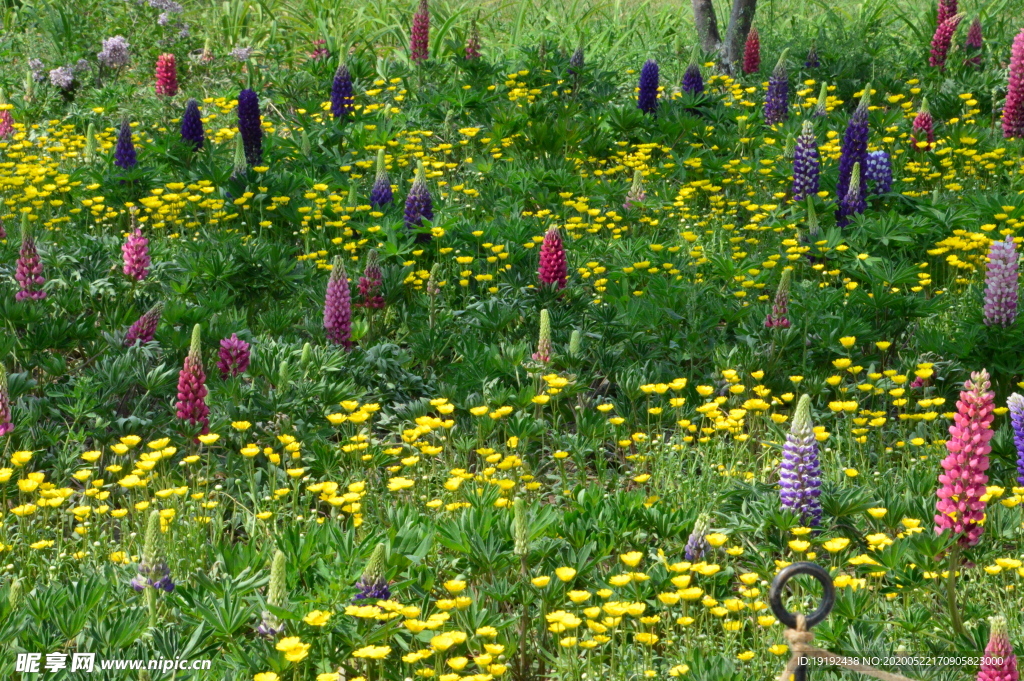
[681,63,703,95]
[370,149,392,207]
[0,105,13,139]
[792,120,820,201]
[155,53,178,96]
[114,120,137,170]
[231,133,247,178]
[742,26,760,74]
[623,169,645,209]
[765,269,791,329]
[410,0,430,63]
[513,497,530,555]
[983,234,1019,327]
[258,550,287,637]
[835,85,870,226]
[568,329,582,357]
[930,13,963,70]
[175,324,209,435]
[568,46,584,75]
[15,218,45,302]
[532,309,552,363]
[465,21,481,60]
[636,59,659,114]
[839,162,866,224]
[358,249,385,309]
[354,543,390,600]
[864,150,892,194]
[684,514,710,561]
[935,369,994,547]
[98,35,131,68]
[84,122,97,161]
[122,222,150,281]
[1003,28,1024,139]
[324,256,353,349]
[814,81,828,117]
[965,17,983,65]
[805,45,819,68]
[217,334,251,377]
[426,263,441,297]
[978,616,1019,681]
[0,365,12,437]
[1009,394,1024,487]
[131,511,174,593]
[180,98,204,150]
[331,63,354,120]
[538,226,567,289]
[309,38,330,61]
[937,0,958,28]
[125,303,163,346]
[237,89,263,166]
[764,49,790,125]
[911,99,935,154]
[779,394,823,526]
[404,160,434,243]
[783,133,795,158]
[0,217,5,240]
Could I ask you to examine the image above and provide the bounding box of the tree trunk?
[691,0,721,53]
[721,0,758,74]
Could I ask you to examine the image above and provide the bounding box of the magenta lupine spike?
[983,235,1019,327]
[0,365,12,437]
[965,18,983,66]
[155,53,178,97]
[175,324,210,435]
[911,99,935,151]
[410,0,430,63]
[15,219,45,302]
[937,0,957,28]
[217,334,250,377]
[1003,28,1024,139]
[0,108,13,139]
[742,27,760,74]
[978,616,1019,681]
[324,256,353,349]
[122,224,150,282]
[765,269,791,329]
[358,249,385,309]
[538,226,567,289]
[125,303,163,346]
[930,14,963,71]
[465,22,480,60]
[935,369,994,547]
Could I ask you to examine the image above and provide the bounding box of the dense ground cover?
[3,0,1024,679]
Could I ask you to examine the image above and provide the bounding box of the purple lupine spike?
[765,269,791,329]
[835,85,870,227]
[404,160,434,243]
[181,98,204,150]
[864,150,892,194]
[684,514,710,561]
[114,120,137,169]
[838,162,866,224]
[133,512,175,594]
[122,222,150,282]
[978,616,1019,681]
[324,256,353,349]
[636,59,659,114]
[791,120,819,202]
[805,45,819,69]
[331,63,354,120]
[175,324,209,435]
[930,13,963,71]
[0,365,12,437]
[764,49,790,125]
[353,544,390,601]
[983,235,1019,327]
[538,226,567,289]
[779,395,823,526]
[237,89,263,166]
[410,0,430,63]
[681,46,703,95]
[217,334,251,377]
[15,219,45,302]
[370,149,393,207]
[1009,394,1024,487]
[465,21,481,60]
[125,303,163,346]
[965,17,982,66]
[568,46,584,75]
[358,249,385,309]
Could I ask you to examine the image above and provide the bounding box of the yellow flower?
[567,590,591,603]
[822,538,850,553]
[254,673,280,681]
[867,507,887,519]
[737,651,755,661]
[303,610,332,626]
[555,567,577,582]
[352,645,391,659]
[317,674,341,681]
[769,644,789,655]
[669,664,690,676]
[705,533,728,547]
[444,579,467,593]
[788,540,810,553]
[839,336,856,349]
[619,551,643,567]
[388,476,415,491]
[198,433,220,444]
[232,421,252,430]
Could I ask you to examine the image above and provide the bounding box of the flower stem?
[946,541,965,638]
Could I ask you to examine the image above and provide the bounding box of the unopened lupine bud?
[84,122,97,160]
[237,88,263,166]
[217,334,251,377]
[804,45,819,69]
[155,53,178,96]
[331,62,354,120]
[568,46,584,75]
[175,324,209,434]
[513,497,530,556]
[780,395,823,526]
[765,269,791,329]
[538,227,567,289]
[465,21,481,60]
[181,98,204,150]
[355,543,390,600]
[839,161,866,223]
[258,550,287,636]
[983,235,1019,327]
[532,309,552,363]
[300,342,313,369]
[569,329,582,357]
[742,26,760,74]
[763,49,790,125]
[324,256,353,349]
[370,149,393,207]
[623,169,645,209]
[231,133,246,177]
[114,119,137,169]
[125,303,163,346]
[0,365,13,437]
[637,59,659,114]
[814,81,828,117]
[426,263,442,297]
[1003,28,1024,139]
[8,577,22,608]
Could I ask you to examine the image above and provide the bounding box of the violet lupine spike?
[410,0,430,63]
[217,334,250,377]
[983,234,1019,327]
[175,324,210,435]
[324,256,353,349]
[15,220,45,302]
[838,161,866,225]
[0,365,12,437]
[930,13,963,71]
[538,226,567,290]
[636,59,659,115]
[122,224,150,282]
[133,511,174,593]
[404,160,434,243]
[681,45,703,95]
[779,394,823,526]
[114,120,137,170]
[236,88,263,166]
[180,98,204,150]
[1009,394,1024,487]
[978,616,1019,681]
[684,514,710,562]
[764,49,790,125]
[965,17,982,66]
[765,269,791,329]
[331,63,354,120]
[623,169,645,209]
[791,120,820,202]
[805,45,819,69]
[125,303,163,346]
[742,26,760,74]
[835,85,870,226]
[354,544,390,601]
[911,99,935,151]
[568,46,584,76]
[935,369,994,547]
[864,150,892,194]
[358,249,385,309]
[1003,28,1024,140]
[370,149,393,207]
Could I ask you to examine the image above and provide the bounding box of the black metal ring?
[768,561,835,629]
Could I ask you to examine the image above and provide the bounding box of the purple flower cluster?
[122,226,150,281]
[1009,393,1024,486]
[681,64,703,95]
[983,234,1019,327]
[0,366,12,437]
[404,162,434,243]
[131,559,175,593]
[835,86,870,227]
[684,515,709,561]
[114,120,137,170]
[791,120,819,201]
[354,543,390,600]
[217,334,251,377]
[125,303,163,346]
[49,66,75,91]
[237,89,263,166]
[838,161,866,223]
[175,325,209,435]
[370,149,393,207]
[181,98,204,150]
[864,150,892,194]
[15,227,46,302]
[637,59,659,114]
[331,63,354,120]
[779,395,823,526]
[98,36,131,68]
[358,249,385,309]
[324,257,353,349]
[764,50,789,125]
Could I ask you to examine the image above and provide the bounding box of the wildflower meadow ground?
[3,0,1024,679]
